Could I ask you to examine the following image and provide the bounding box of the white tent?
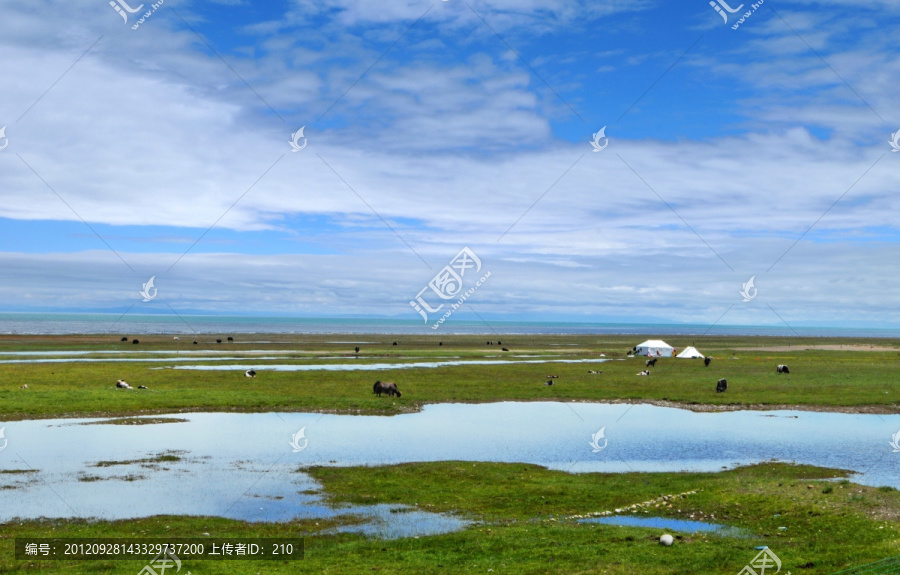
[634,340,674,357]
[676,346,704,359]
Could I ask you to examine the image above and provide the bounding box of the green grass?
[92,452,183,467]
[1,462,897,574]
[0,334,898,420]
[1,334,898,573]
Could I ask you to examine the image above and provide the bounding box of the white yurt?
[676,346,704,359]
[633,340,674,357]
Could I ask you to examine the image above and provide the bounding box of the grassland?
[1,333,899,574]
[1,462,898,574]
[0,334,898,420]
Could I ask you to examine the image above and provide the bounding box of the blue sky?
[1,0,899,328]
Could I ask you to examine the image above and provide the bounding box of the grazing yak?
[777,364,790,374]
[216,339,222,344]
[245,370,257,378]
[716,379,727,393]
[116,379,132,389]
[545,380,554,386]
[132,339,140,345]
[501,347,510,352]
[704,357,711,367]
[646,358,658,367]
[373,380,402,397]
[227,336,233,341]
[120,337,128,342]
[193,341,198,345]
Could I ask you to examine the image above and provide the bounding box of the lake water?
[578,515,735,534]
[171,358,608,372]
[0,402,897,530]
[3,312,899,337]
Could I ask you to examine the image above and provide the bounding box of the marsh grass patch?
[82,417,188,426]
[92,450,186,468]
[77,473,146,482]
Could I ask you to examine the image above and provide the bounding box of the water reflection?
[0,402,897,530]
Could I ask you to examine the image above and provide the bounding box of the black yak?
[646,358,658,367]
[716,379,727,393]
[777,365,790,374]
[120,337,128,342]
[373,380,401,397]
[704,357,711,367]
[132,339,139,344]
[355,346,360,353]
[501,347,509,352]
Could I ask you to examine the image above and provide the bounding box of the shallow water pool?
[0,402,897,529]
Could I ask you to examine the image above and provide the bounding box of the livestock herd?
[636,358,791,393]
[109,338,791,397]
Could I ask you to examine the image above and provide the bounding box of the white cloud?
[286,0,651,31]
[0,0,899,324]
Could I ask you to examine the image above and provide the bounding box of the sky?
[1,0,899,329]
